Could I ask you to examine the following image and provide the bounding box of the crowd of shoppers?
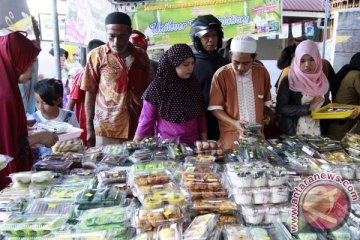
[1,10,360,190]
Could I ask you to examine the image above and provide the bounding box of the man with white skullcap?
[208,35,272,149]
[80,12,153,147]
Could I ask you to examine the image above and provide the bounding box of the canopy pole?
[322,0,330,58]
[52,0,61,80]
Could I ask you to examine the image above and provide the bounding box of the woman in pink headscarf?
[276,40,330,136]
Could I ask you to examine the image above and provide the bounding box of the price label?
[48,204,56,209]
[85,193,93,197]
[112,173,119,177]
[104,209,113,213]
[163,210,172,216]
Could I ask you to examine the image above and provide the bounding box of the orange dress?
[208,63,271,149]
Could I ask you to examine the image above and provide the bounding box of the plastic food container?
[46,185,85,200]
[76,205,133,230]
[135,205,183,232]
[141,190,186,208]
[0,214,68,237]
[241,205,267,225]
[25,198,74,215]
[233,188,252,205]
[156,223,181,240]
[270,186,289,204]
[0,154,13,171]
[253,188,270,204]
[222,225,250,240]
[311,103,360,119]
[57,126,83,141]
[264,206,280,224]
[183,214,217,240]
[193,198,237,215]
[132,170,172,186]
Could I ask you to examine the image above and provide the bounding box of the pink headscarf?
[288,40,329,97]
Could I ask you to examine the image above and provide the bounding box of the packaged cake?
[135,205,183,232]
[192,198,237,215]
[183,214,217,240]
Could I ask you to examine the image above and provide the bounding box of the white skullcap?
[230,35,257,53]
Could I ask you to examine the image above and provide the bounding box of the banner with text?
[131,0,281,47]
[65,0,111,46]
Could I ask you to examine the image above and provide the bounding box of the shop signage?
[130,0,281,47]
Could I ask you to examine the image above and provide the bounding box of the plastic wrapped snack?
[264,206,280,224]
[75,206,133,231]
[132,170,172,186]
[233,188,253,205]
[102,144,127,156]
[25,198,74,215]
[321,151,351,163]
[226,172,252,188]
[270,186,289,204]
[132,161,180,174]
[183,162,219,174]
[141,190,186,209]
[329,225,351,240]
[267,169,288,187]
[0,214,68,237]
[46,185,85,200]
[60,175,94,187]
[241,205,267,225]
[187,187,228,200]
[0,154,13,171]
[156,223,181,240]
[129,148,153,163]
[134,182,176,196]
[37,120,70,133]
[132,161,166,173]
[185,155,216,164]
[45,231,109,240]
[194,140,224,161]
[135,205,183,232]
[10,171,33,185]
[182,172,223,193]
[222,225,250,240]
[193,198,237,215]
[248,227,270,240]
[167,144,193,160]
[217,214,239,227]
[75,188,127,210]
[183,214,217,240]
[252,188,270,204]
[33,160,75,174]
[97,169,127,187]
[52,139,83,153]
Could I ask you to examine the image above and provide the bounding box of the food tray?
[25,199,74,215]
[135,205,183,232]
[183,213,217,240]
[0,214,68,237]
[57,127,83,142]
[311,103,360,119]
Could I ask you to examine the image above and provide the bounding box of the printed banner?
[0,0,30,29]
[0,15,34,38]
[0,0,33,37]
[65,0,111,46]
[39,14,66,41]
[131,0,281,47]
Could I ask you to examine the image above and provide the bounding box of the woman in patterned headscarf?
[134,44,207,146]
